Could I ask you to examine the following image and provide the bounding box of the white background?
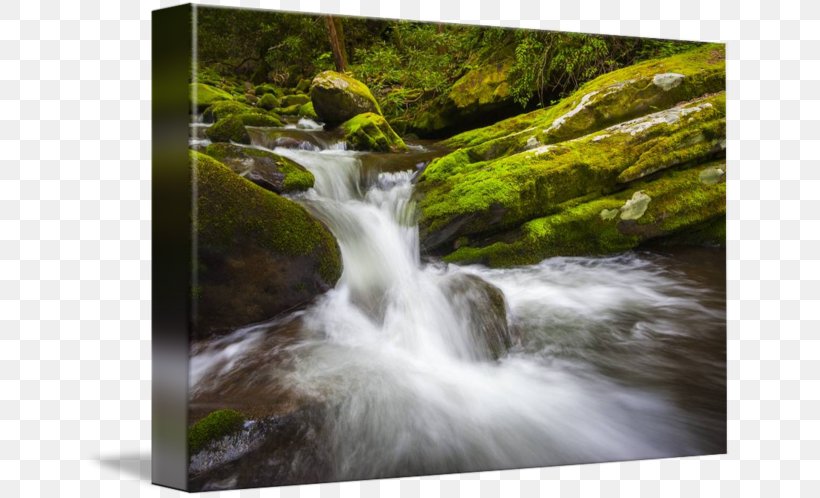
[1,0,818,496]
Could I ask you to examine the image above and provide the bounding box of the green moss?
[188,409,245,455]
[276,103,302,116]
[298,101,319,120]
[192,150,342,282]
[258,93,280,110]
[281,94,310,107]
[417,92,725,248]
[205,113,284,144]
[340,112,408,152]
[254,83,283,97]
[442,43,725,153]
[449,60,514,109]
[190,83,233,112]
[204,143,314,193]
[444,161,725,267]
[203,100,261,122]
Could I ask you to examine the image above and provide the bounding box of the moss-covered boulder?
[254,83,283,98]
[190,83,233,113]
[204,143,314,194]
[188,409,245,455]
[410,58,519,138]
[192,151,342,336]
[203,101,261,122]
[281,93,310,107]
[258,93,280,111]
[275,103,302,116]
[340,112,408,152]
[444,161,726,267]
[443,44,725,154]
[414,45,725,265]
[310,71,382,126]
[417,92,725,252]
[205,113,284,144]
[297,101,319,120]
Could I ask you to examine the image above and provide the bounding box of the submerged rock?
[204,143,314,194]
[192,151,342,337]
[310,71,382,126]
[340,112,408,152]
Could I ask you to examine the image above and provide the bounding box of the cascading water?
[189,128,725,488]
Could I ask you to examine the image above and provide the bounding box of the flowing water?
[188,124,726,490]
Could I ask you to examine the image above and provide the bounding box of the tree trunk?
[325,15,348,72]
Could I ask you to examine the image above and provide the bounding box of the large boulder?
[204,143,314,194]
[205,113,283,144]
[192,151,342,337]
[309,71,382,126]
[190,83,233,113]
[409,59,519,138]
[340,112,408,152]
[414,44,726,265]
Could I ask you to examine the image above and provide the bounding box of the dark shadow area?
[97,452,152,482]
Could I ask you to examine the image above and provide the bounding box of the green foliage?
[188,409,245,455]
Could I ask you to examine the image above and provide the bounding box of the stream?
[187,121,726,490]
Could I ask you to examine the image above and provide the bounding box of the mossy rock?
[444,44,726,154]
[192,151,342,336]
[258,93,280,111]
[188,409,245,455]
[190,83,233,113]
[254,83,283,98]
[340,112,408,152]
[297,101,319,120]
[416,91,726,253]
[203,101,261,122]
[205,113,284,144]
[295,78,311,93]
[310,71,382,126]
[281,94,310,107]
[444,160,726,267]
[204,143,314,194]
[275,103,302,116]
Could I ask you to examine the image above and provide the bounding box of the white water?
[191,144,725,481]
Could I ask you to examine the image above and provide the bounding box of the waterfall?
[189,138,726,485]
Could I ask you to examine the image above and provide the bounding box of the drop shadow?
[97,452,152,482]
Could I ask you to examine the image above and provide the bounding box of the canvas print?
[153,4,726,492]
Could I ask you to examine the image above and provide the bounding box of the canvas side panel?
[151,3,193,491]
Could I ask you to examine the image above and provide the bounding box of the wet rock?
[443,273,512,360]
[191,151,342,337]
[204,143,314,194]
[205,113,283,144]
[340,112,407,152]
